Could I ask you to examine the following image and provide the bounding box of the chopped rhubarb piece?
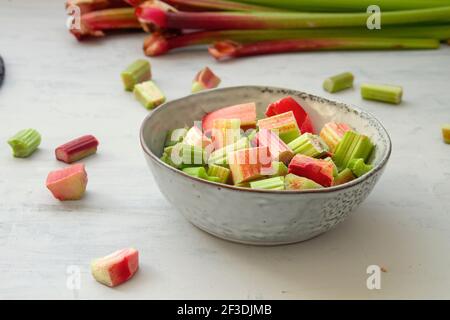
[319,122,351,152]
[192,66,221,93]
[55,135,99,164]
[323,72,354,93]
[183,126,213,149]
[228,146,272,185]
[211,118,241,149]
[288,154,334,187]
[133,81,166,109]
[265,96,314,134]
[202,102,256,133]
[361,83,403,104]
[323,157,338,177]
[121,59,151,91]
[254,128,294,164]
[250,176,285,190]
[442,124,450,144]
[257,111,301,144]
[287,133,329,158]
[207,164,230,183]
[182,166,208,179]
[332,130,374,171]
[208,137,249,165]
[347,158,373,177]
[7,128,41,158]
[46,163,88,200]
[91,248,139,287]
[333,168,355,186]
[284,173,323,190]
[164,127,188,147]
[269,161,288,177]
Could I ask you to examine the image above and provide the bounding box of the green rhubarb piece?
[207,164,230,183]
[235,182,250,188]
[181,144,206,166]
[442,124,450,144]
[245,128,258,143]
[269,161,288,177]
[250,176,285,190]
[121,59,151,91]
[284,173,323,190]
[333,168,356,186]
[347,158,373,177]
[208,137,249,165]
[257,111,300,144]
[361,83,403,104]
[206,176,221,183]
[332,131,374,171]
[7,128,41,158]
[324,157,338,177]
[164,128,188,147]
[182,167,209,180]
[133,81,166,110]
[323,72,354,93]
[287,133,329,158]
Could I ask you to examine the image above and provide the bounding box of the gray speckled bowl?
[140,86,391,245]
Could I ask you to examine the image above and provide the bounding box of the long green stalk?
[236,0,450,12]
[136,6,450,30]
[163,0,280,12]
[208,38,440,60]
[143,25,450,56]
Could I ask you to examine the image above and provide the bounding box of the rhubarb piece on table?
[208,137,249,166]
[333,168,356,186]
[442,124,450,144]
[347,158,373,177]
[46,163,88,201]
[269,161,288,177]
[211,118,241,149]
[319,122,351,152]
[55,135,99,164]
[7,128,41,158]
[254,128,294,164]
[192,67,221,93]
[361,83,403,104]
[265,96,314,134]
[183,126,213,149]
[228,146,272,185]
[288,154,334,187]
[284,173,323,190]
[133,81,166,109]
[332,130,374,171]
[323,72,354,93]
[287,133,329,158]
[164,127,188,147]
[207,164,230,184]
[91,248,139,287]
[250,176,285,190]
[202,102,256,133]
[257,111,301,144]
[121,59,151,91]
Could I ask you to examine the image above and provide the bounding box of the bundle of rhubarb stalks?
[67,0,450,60]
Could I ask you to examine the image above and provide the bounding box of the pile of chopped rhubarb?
[66,0,450,60]
[161,96,375,190]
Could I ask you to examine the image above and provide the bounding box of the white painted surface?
[1,1,450,299]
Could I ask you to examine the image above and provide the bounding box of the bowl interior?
[141,86,390,173]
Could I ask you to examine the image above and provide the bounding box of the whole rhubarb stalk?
[71,7,142,39]
[143,25,450,56]
[135,6,450,31]
[163,0,277,12]
[209,38,440,60]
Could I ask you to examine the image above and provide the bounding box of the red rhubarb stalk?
[135,6,450,31]
[66,0,130,14]
[208,38,440,60]
[71,7,142,39]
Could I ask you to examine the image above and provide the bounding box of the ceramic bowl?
[140,86,391,245]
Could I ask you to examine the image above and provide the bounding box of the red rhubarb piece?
[265,96,315,134]
[202,102,256,133]
[254,129,294,165]
[228,146,272,184]
[55,135,99,164]
[288,154,334,187]
[91,248,139,287]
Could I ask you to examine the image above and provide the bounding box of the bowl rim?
[140,85,392,194]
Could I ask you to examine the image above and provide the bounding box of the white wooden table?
[1,0,450,299]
